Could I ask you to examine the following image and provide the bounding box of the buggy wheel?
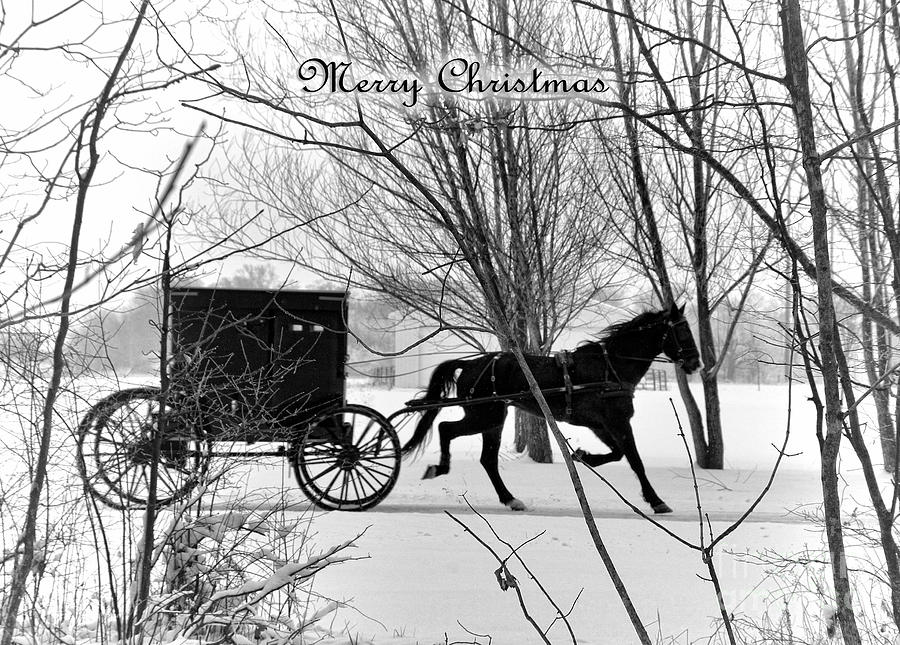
[292,404,400,512]
[76,387,209,510]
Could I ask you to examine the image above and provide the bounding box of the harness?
[468,354,500,399]
[598,342,623,383]
[555,350,574,419]
[555,343,626,421]
[458,315,696,417]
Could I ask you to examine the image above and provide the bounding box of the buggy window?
[290,323,324,333]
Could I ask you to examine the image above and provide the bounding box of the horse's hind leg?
[480,423,527,511]
[422,410,482,479]
[423,404,525,511]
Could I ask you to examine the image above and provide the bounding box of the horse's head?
[661,303,701,374]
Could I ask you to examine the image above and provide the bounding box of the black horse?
[401,303,701,513]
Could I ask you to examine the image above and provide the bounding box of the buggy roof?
[170,288,347,313]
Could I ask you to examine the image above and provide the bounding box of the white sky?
[0,0,874,320]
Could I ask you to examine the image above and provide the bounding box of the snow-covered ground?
[1,378,892,644]
[208,381,891,644]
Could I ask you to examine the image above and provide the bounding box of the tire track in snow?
[358,503,811,524]
[222,498,812,525]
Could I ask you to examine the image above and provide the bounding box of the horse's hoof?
[507,499,528,511]
[652,502,673,514]
[422,465,438,480]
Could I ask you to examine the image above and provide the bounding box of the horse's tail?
[401,359,465,458]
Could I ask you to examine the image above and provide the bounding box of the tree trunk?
[675,369,708,465]
[0,6,149,641]
[697,290,724,468]
[514,409,528,453]
[1,190,84,645]
[606,0,711,465]
[866,207,896,473]
[516,411,552,463]
[858,194,896,472]
[685,0,725,471]
[507,330,553,462]
[874,337,896,473]
[782,262,793,374]
[129,222,173,634]
[781,1,862,640]
[700,375,724,469]
[833,324,900,631]
[835,0,898,473]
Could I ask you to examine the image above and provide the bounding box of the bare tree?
[155,0,900,640]
[824,0,899,474]
[0,2,219,639]
[169,5,669,640]
[1,4,157,640]
[570,0,900,639]
[588,0,773,469]
[653,0,771,469]
[205,0,629,463]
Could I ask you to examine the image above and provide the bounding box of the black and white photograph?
[2,0,900,642]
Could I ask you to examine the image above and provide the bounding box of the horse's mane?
[576,309,667,353]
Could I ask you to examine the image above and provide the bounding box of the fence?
[369,365,396,388]
[636,368,668,391]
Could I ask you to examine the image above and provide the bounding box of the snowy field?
[1,378,893,644]
[209,381,890,644]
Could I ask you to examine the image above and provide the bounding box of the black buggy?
[76,289,401,512]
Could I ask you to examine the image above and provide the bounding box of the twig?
[0,126,205,329]
[461,495,579,644]
[670,399,705,549]
[703,515,738,645]
[444,510,552,645]
[671,400,737,645]
[576,465,700,551]
[842,360,900,417]
[709,310,797,550]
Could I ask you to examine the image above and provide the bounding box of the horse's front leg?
[572,446,623,467]
[619,428,672,514]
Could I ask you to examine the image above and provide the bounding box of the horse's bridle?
[601,316,698,368]
[660,317,700,367]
